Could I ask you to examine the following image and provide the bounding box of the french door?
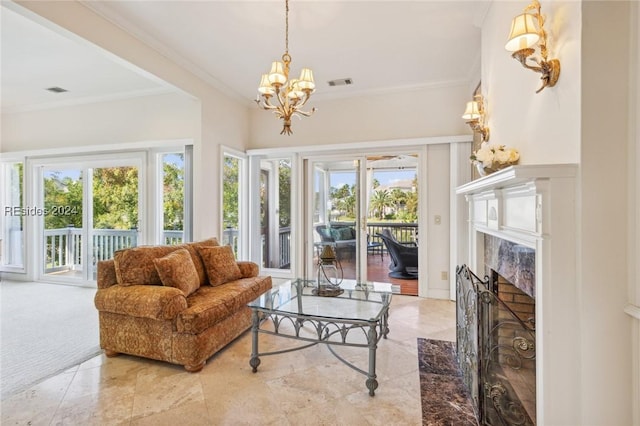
[35,154,145,285]
[305,153,421,286]
[307,155,370,283]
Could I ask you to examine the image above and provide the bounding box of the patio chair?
[376,232,418,279]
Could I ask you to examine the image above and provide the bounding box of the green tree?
[163,158,184,230]
[92,167,139,230]
[278,160,291,227]
[223,156,239,229]
[370,189,391,220]
[389,188,408,215]
[44,172,83,229]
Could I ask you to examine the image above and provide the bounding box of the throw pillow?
[197,245,243,286]
[153,248,200,297]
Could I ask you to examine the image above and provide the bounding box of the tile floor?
[1,295,456,425]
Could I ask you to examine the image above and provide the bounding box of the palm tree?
[370,189,391,220]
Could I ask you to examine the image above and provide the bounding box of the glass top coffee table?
[247,279,392,396]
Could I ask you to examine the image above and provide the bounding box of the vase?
[477,161,517,177]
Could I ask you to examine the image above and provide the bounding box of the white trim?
[220,146,248,260]
[0,139,193,160]
[417,145,429,298]
[1,87,175,114]
[248,135,473,156]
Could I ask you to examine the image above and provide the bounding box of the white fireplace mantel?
[456,163,580,425]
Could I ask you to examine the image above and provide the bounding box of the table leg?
[249,310,261,373]
[366,323,379,396]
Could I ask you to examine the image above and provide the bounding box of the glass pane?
[259,159,292,269]
[311,162,359,283]
[162,153,184,245]
[2,163,24,268]
[43,169,83,278]
[222,155,240,257]
[91,166,139,279]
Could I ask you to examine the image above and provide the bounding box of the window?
[222,151,245,258]
[161,152,185,245]
[1,162,24,270]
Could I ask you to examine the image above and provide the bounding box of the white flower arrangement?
[470,142,520,173]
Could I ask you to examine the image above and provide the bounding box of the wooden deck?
[335,252,418,296]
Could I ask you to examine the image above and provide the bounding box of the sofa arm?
[237,261,259,278]
[95,285,187,320]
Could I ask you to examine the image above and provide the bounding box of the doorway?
[306,154,419,293]
[35,154,145,285]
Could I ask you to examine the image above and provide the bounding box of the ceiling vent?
[327,78,353,87]
[46,87,68,93]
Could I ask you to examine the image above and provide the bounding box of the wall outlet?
[441,271,448,280]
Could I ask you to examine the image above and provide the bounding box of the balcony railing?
[44,227,184,273]
[329,221,418,247]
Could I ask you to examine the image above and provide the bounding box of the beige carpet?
[0,280,100,400]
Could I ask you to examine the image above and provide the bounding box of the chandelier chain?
[285,0,289,54]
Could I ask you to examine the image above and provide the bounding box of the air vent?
[327,78,353,87]
[45,87,68,93]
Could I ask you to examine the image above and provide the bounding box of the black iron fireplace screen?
[456,265,536,425]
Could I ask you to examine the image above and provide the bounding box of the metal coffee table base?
[249,309,390,396]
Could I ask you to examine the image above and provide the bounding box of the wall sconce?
[505,0,560,93]
[462,95,490,142]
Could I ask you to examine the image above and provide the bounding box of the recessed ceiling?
[0,6,171,112]
[2,1,487,111]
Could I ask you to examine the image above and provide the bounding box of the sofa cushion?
[114,245,178,286]
[197,245,243,286]
[113,238,219,287]
[154,248,200,297]
[176,276,272,334]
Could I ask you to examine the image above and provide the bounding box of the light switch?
[441,271,448,280]
[434,215,441,225]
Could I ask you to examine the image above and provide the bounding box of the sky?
[330,170,417,189]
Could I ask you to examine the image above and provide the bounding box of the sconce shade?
[462,101,481,120]
[505,13,540,51]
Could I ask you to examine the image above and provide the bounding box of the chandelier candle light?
[256,0,316,135]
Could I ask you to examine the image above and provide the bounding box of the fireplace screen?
[456,265,536,425]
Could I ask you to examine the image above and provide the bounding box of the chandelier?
[255,0,316,135]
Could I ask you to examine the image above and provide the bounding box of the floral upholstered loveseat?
[94,238,272,372]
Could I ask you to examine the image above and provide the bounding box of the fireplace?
[457,264,536,425]
[455,164,578,424]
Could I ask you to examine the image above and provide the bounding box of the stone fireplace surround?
[456,164,578,425]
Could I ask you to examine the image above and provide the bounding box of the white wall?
[481,1,633,424]
[13,0,250,243]
[580,2,632,424]
[1,92,198,151]
[426,143,450,299]
[481,0,581,164]
[249,83,472,148]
